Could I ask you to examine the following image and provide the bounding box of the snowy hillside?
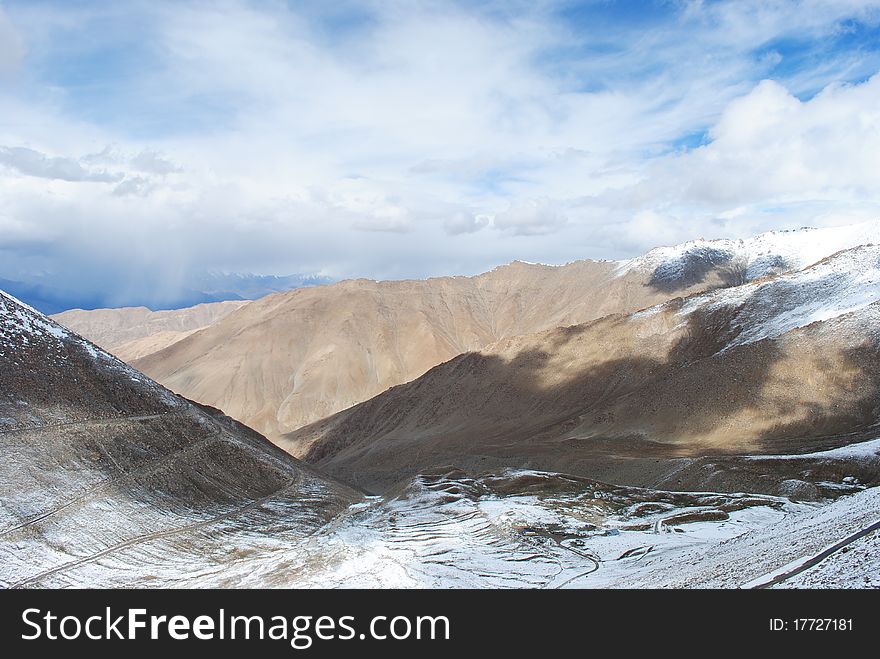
[616,219,880,285]
[676,243,880,350]
[0,288,359,587]
[0,288,182,418]
[1,289,71,345]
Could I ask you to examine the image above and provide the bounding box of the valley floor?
[154,467,878,589]
[294,473,879,589]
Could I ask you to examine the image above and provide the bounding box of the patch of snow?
[745,438,880,461]
[511,260,562,268]
[0,291,70,343]
[630,304,664,319]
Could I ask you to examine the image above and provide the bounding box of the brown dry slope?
[130,257,744,445]
[289,245,880,494]
[52,299,249,362]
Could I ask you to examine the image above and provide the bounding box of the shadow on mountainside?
[647,247,747,294]
[294,306,880,495]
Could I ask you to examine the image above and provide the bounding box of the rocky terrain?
[0,290,358,587]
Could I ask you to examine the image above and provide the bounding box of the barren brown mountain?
[289,244,880,494]
[52,299,249,362]
[129,258,742,444]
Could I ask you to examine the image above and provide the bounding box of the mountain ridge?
[0,289,360,587]
[133,220,880,445]
[287,242,880,494]
[52,299,250,362]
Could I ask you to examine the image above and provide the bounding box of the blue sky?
[1,0,880,308]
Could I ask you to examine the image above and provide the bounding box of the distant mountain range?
[0,272,333,315]
[52,300,250,363]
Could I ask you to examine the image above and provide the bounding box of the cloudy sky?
[2,0,880,307]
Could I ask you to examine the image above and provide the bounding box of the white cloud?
[593,73,880,216]
[112,175,155,197]
[493,198,567,236]
[82,146,182,176]
[352,209,412,233]
[0,212,54,247]
[566,77,880,253]
[0,146,123,183]
[443,211,488,235]
[128,149,180,175]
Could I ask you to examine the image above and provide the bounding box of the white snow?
[0,289,50,317]
[745,437,880,461]
[0,290,71,343]
[255,472,814,589]
[615,219,880,281]
[630,303,665,319]
[772,528,880,588]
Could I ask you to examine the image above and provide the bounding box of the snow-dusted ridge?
[745,437,880,461]
[3,287,128,365]
[676,243,880,350]
[0,288,182,406]
[615,219,880,283]
[0,289,70,343]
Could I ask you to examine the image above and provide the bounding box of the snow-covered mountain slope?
[0,290,359,588]
[0,289,184,429]
[291,241,880,495]
[672,243,880,351]
[633,479,880,588]
[615,219,880,286]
